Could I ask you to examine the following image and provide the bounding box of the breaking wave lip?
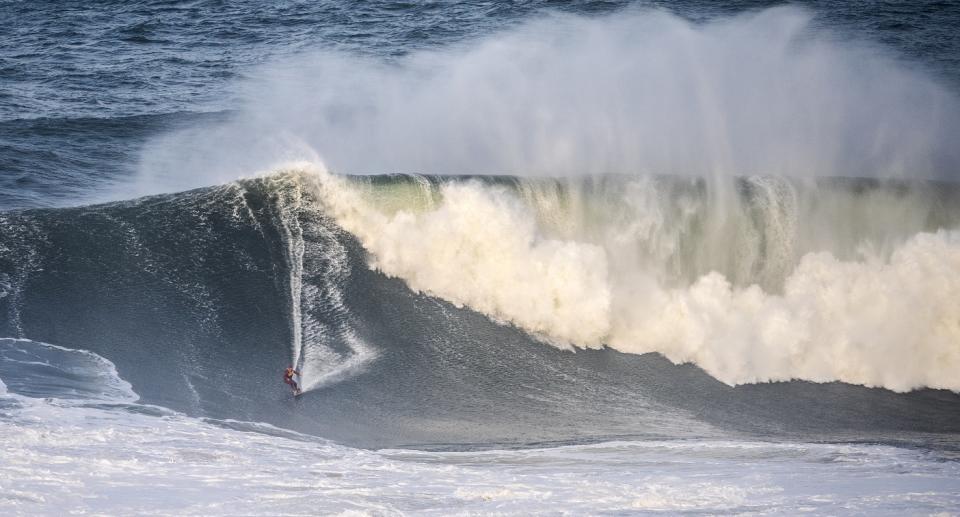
[275,163,960,394]
[5,393,958,516]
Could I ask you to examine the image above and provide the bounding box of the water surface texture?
[2,1,960,514]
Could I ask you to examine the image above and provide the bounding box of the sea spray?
[135,6,960,195]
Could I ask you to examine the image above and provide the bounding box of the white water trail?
[268,176,307,370]
[266,174,376,393]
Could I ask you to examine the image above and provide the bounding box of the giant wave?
[2,169,959,450]
[3,4,960,450]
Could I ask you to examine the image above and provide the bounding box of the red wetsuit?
[283,368,300,393]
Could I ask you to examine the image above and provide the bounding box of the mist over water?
[135,5,960,194]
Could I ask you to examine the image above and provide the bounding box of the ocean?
[2,0,960,514]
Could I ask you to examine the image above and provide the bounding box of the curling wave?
[294,164,960,393]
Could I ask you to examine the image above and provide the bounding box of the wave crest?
[292,164,960,392]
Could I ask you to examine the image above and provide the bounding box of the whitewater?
[2,338,959,514]
[300,165,960,392]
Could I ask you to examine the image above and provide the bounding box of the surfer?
[283,366,301,396]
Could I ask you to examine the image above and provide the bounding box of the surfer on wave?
[283,366,301,396]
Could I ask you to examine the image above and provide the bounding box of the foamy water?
[295,165,960,393]
[2,380,958,515]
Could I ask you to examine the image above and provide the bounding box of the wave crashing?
[286,165,960,393]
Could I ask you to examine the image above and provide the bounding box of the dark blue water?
[2,0,959,209]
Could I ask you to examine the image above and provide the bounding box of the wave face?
[2,170,960,449]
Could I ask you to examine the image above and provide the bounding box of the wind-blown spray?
[136,6,959,191]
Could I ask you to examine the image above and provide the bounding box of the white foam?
[1,396,958,515]
[316,172,611,345]
[608,231,960,392]
[294,165,960,392]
